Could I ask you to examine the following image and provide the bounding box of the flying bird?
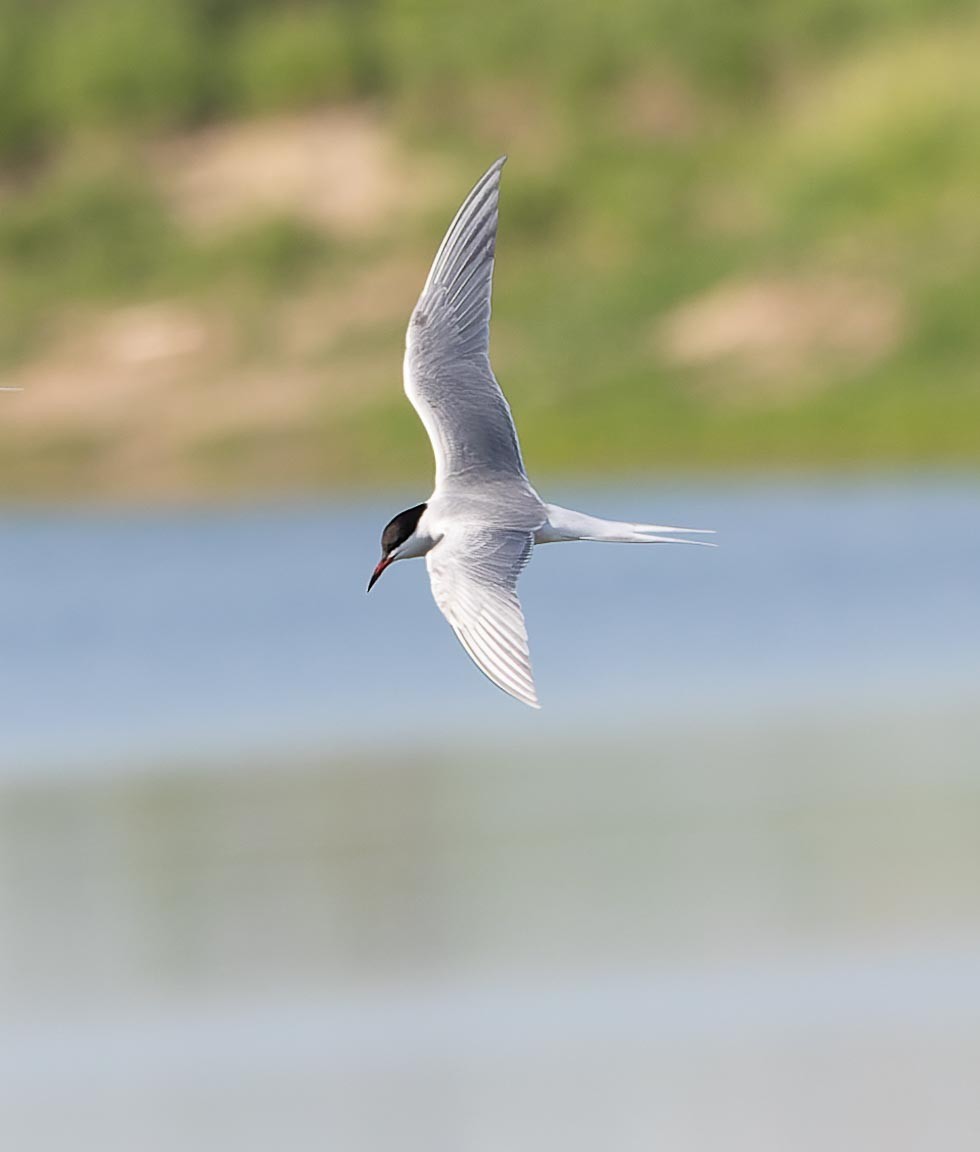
[368,157,713,707]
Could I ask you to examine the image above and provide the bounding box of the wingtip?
[483,155,507,183]
[521,683,541,710]
[513,684,541,709]
[506,682,540,709]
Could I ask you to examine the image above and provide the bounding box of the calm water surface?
[2,477,978,772]
[1,478,979,1151]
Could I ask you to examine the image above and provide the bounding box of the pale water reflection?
[1,479,979,1150]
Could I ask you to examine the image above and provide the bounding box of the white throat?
[394,510,439,561]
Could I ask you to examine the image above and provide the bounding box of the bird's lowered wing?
[404,157,526,487]
[426,526,538,708]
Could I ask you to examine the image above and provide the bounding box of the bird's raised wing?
[426,526,538,708]
[404,157,526,487]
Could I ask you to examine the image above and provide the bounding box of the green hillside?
[1,0,978,498]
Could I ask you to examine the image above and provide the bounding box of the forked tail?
[538,503,716,546]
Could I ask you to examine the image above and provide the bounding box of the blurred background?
[1,2,979,1149]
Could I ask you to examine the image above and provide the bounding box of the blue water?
[2,477,979,773]
[3,477,980,1151]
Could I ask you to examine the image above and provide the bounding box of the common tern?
[368,157,713,707]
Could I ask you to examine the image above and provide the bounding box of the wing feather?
[404,157,526,486]
[426,527,539,708]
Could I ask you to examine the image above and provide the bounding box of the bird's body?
[369,157,713,707]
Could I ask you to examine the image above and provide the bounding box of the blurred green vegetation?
[2,0,973,159]
[0,0,978,497]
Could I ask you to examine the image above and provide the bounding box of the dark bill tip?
[367,556,390,593]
